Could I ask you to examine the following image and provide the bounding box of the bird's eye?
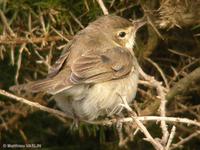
[118,31,126,38]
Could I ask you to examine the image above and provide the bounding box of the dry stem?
[96,0,109,15]
[0,35,72,45]
[1,89,200,128]
[0,89,69,119]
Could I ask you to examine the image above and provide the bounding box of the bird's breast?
[54,67,139,120]
[78,69,139,120]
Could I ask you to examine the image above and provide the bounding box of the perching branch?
[1,89,200,128]
[0,89,69,119]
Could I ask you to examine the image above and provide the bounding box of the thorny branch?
[166,67,200,102]
[0,35,72,45]
[1,89,200,129]
[1,1,200,149]
[138,66,170,146]
[0,89,69,119]
[171,131,200,150]
[1,86,200,149]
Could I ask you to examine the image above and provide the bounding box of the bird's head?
[88,15,146,50]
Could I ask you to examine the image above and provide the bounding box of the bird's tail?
[10,69,72,94]
[10,78,63,93]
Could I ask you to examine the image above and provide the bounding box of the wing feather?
[70,47,133,83]
[10,46,134,94]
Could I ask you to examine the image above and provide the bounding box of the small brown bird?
[11,15,145,120]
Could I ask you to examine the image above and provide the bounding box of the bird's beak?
[132,17,146,31]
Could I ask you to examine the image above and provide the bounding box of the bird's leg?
[116,120,128,148]
[72,117,80,129]
[70,108,81,129]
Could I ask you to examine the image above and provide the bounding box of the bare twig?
[166,67,200,102]
[169,58,200,85]
[0,89,69,119]
[19,129,28,143]
[135,116,164,150]
[15,43,26,85]
[10,45,15,65]
[177,103,200,120]
[166,126,176,150]
[119,96,164,150]
[51,26,70,42]
[145,57,169,88]
[168,104,200,115]
[147,16,164,40]
[0,114,21,129]
[171,131,200,150]
[158,84,169,145]
[69,11,84,29]
[138,66,169,145]
[113,3,136,15]
[39,10,48,35]
[90,116,200,127]
[0,10,16,37]
[0,35,72,45]
[168,48,194,58]
[96,0,109,15]
[0,116,8,130]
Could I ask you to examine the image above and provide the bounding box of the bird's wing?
[10,47,133,94]
[70,46,133,84]
[47,41,73,78]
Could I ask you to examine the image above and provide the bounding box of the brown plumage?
[10,15,145,120]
